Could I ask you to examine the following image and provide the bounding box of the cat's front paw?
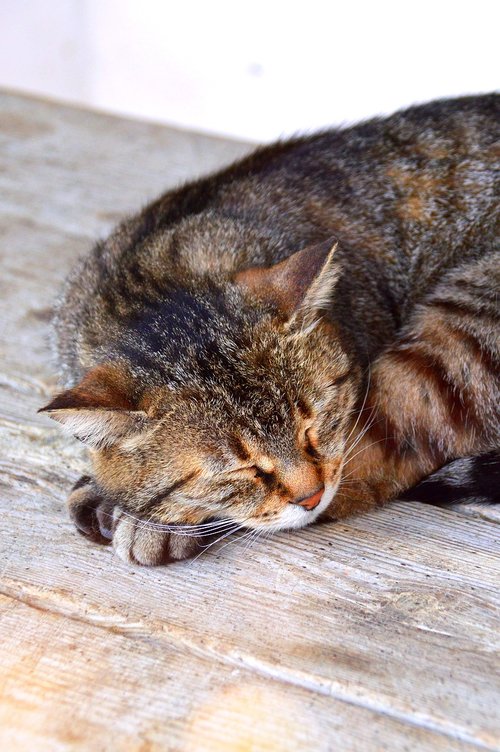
[67,476,203,566]
[68,475,113,544]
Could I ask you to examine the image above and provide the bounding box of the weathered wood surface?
[0,91,499,752]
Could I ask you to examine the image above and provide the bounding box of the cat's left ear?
[234,237,340,331]
[39,363,150,447]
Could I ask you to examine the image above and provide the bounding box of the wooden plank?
[2,462,499,749]
[1,595,476,752]
[0,90,499,752]
[436,501,500,525]
[0,90,252,240]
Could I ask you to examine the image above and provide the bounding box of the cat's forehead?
[156,372,323,462]
[147,327,343,427]
[166,378,300,433]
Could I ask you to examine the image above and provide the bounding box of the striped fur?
[401,452,500,504]
[41,94,500,564]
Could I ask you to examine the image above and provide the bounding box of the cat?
[40,94,500,566]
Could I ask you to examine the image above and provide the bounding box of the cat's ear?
[39,364,149,447]
[234,237,340,330]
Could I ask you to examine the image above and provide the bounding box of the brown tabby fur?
[40,94,500,565]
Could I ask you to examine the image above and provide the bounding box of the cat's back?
[54,94,499,383]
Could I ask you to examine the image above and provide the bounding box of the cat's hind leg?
[400,451,500,504]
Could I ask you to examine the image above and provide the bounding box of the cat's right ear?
[233,237,340,331]
[38,364,150,448]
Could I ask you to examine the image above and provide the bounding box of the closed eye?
[253,466,275,481]
[227,464,275,481]
[304,428,321,460]
[326,371,351,389]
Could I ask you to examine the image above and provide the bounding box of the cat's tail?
[400,451,500,504]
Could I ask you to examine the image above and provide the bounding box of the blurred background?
[0,0,498,142]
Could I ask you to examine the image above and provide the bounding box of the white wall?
[0,0,498,142]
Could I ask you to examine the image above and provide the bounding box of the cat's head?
[41,239,359,533]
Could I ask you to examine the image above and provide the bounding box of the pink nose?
[294,487,324,511]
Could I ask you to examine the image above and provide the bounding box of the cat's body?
[42,94,500,565]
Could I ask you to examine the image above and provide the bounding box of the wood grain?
[0,91,498,752]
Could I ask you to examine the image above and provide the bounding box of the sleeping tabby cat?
[41,94,500,565]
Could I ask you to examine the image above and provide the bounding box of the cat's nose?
[290,486,324,511]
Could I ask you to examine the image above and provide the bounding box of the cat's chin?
[268,482,338,532]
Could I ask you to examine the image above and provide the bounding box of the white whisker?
[97,506,240,537]
[344,364,372,446]
[343,411,381,459]
[343,437,397,469]
[187,524,248,566]
[216,528,256,558]
[243,527,266,556]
